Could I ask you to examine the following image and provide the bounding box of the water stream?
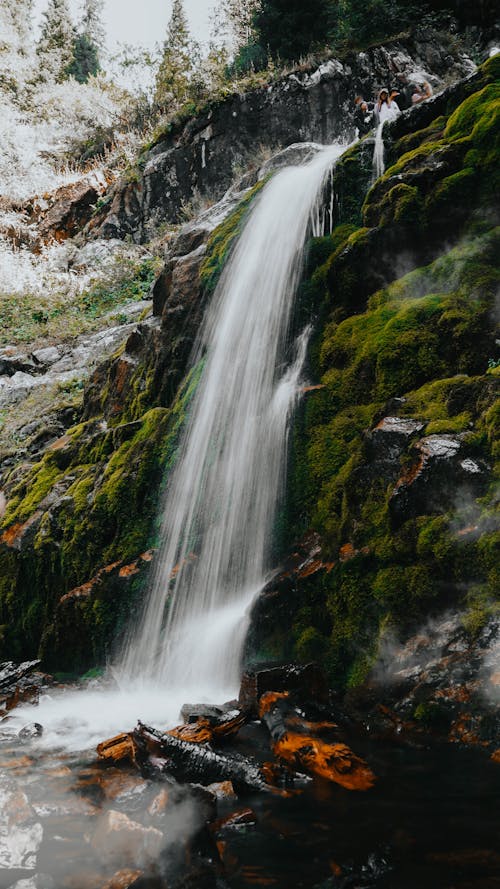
[373,122,386,180]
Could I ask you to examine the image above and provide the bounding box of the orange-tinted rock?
[168,720,213,744]
[147,788,171,816]
[259,692,375,791]
[206,781,237,800]
[101,870,143,889]
[212,807,256,833]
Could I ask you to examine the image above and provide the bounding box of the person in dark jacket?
[354,95,374,135]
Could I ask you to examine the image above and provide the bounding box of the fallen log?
[132,722,269,793]
[259,692,375,791]
[168,709,247,744]
[97,733,138,764]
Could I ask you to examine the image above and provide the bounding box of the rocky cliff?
[0,41,498,762]
[88,31,474,241]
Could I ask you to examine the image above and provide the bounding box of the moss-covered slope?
[252,55,499,686]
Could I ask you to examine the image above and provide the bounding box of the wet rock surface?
[389,433,490,525]
[350,614,500,755]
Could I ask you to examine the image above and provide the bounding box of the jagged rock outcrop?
[89,33,475,241]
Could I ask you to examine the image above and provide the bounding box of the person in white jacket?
[374,88,401,124]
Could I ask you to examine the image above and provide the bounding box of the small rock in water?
[101,869,143,889]
[91,810,164,868]
[18,723,43,740]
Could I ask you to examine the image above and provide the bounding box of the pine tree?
[36,0,76,83]
[80,0,106,56]
[253,0,329,61]
[68,33,99,83]
[67,0,105,83]
[154,0,193,111]
[219,0,261,49]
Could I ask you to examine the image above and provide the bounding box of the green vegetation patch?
[0,257,161,347]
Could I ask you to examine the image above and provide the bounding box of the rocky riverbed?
[1,659,499,889]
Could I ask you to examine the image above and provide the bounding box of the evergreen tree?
[81,0,106,56]
[68,33,100,83]
[253,0,330,61]
[67,0,105,83]
[213,0,261,50]
[36,0,76,83]
[154,0,193,111]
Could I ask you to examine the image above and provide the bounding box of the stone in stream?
[0,661,41,690]
[18,723,43,740]
[90,810,164,869]
[101,870,144,889]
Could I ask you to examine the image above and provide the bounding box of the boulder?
[90,810,164,868]
[389,434,490,525]
[38,180,101,243]
[239,662,329,715]
[366,416,426,473]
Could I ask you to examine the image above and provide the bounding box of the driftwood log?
[132,722,269,793]
[259,692,376,791]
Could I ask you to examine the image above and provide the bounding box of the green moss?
[413,701,451,730]
[280,71,500,689]
[2,458,64,525]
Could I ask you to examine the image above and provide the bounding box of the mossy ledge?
[251,58,500,687]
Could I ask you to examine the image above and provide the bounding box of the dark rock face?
[90,34,474,241]
[366,416,426,474]
[389,433,490,525]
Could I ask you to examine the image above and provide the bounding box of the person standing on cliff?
[354,95,374,135]
[374,88,401,124]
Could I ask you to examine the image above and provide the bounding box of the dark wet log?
[132,722,268,793]
[259,692,376,791]
[239,662,329,715]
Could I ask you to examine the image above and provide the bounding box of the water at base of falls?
[7,143,345,754]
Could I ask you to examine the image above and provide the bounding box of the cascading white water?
[10,142,345,751]
[373,123,386,180]
[119,143,345,702]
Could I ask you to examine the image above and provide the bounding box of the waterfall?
[119,143,345,701]
[373,123,386,180]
